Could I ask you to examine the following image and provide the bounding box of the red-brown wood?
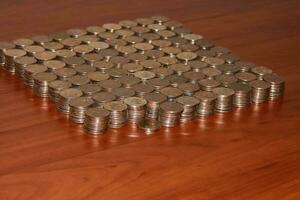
[0,0,300,199]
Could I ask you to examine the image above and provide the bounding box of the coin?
[119,20,138,28]
[43,42,64,52]
[15,56,37,78]
[194,90,217,117]
[235,72,257,83]
[212,87,235,112]
[132,83,155,97]
[32,35,52,45]
[92,92,116,107]
[48,80,72,102]
[117,76,140,88]
[13,38,34,48]
[60,37,81,48]
[198,78,221,91]
[263,73,285,100]
[112,88,135,100]
[202,57,225,67]
[79,84,102,96]
[24,45,45,56]
[54,67,77,80]
[34,51,56,62]
[67,28,87,38]
[103,23,122,32]
[84,107,110,134]
[176,96,200,122]
[251,66,273,79]
[69,96,94,123]
[134,70,156,82]
[87,71,109,82]
[170,63,191,75]
[86,26,106,35]
[157,56,178,66]
[68,75,90,87]
[55,49,76,59]
[98,79,121,92]
[160,87,183,101]
[124,96,147,123]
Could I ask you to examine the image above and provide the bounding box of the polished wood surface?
[0,0,300,199]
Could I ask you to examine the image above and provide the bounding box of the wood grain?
[0,0,300,199]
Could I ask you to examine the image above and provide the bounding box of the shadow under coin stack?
[0,15,286,135]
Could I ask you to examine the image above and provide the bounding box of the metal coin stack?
[229,82,252,108]
[3,49,26,73]
[33,72,57,97]
[69,97,94,123]
[84,107,110,134]
[24,64,48,87]
[212,87,235,112]
[48,80,72,102]
[249,80,271,104]
[92,92,116,108]
[124,96,147,123]
[194,91,217,117]
[263,73,285,100]
[144,92,167,119]
[0,15,286,135]
[176,96,199,122]
[159,101,183,127]
[103,101,128,128]
[57,88,83,114]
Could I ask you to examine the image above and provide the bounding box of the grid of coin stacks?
[0,16,285,134]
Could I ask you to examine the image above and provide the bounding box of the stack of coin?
[69,97,94,123]
[229,82,252,107]
[124,96,147,123]
[177,82,200,96]
[144,92,167,119]
[138,118,160,133]
[147,77,170,92]
[103,101,128,128]
[263,73,285,100]
[159,101,183,127]
[56,88,83,114]
[84,107,110,134]
[212,87,235,112]
[176,96,199,122]
[92,92,116,108]
[23,64,48,87]
[14,56,37,79]
[194,91,217,117]
[0,42,15,66]
[198,78,221,91]
[132,83,154,98]
[33,72,57,97]
[112,87,135,101]
[249,80,271,104]
[79,83,102,96]
[48,80,72,102]
[251,66,272,80]
[3,49,26,73]
[160,87,183,101]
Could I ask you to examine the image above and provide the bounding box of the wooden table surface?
[0,0,300,199]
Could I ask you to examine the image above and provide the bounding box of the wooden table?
[0,0,299,199]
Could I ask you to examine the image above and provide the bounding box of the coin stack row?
[0,15,285,135]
